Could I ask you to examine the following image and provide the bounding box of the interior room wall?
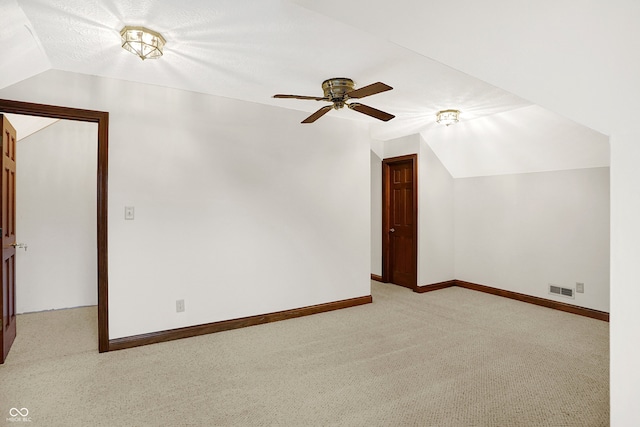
[418,136,454,285]
[610,131,640,423]
[383,133,419,159]
[370,150,382,276]
[15,119,97,313]
[454,167,610,312]
[0,69,372,339]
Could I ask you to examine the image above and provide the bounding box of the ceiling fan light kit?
[436,109,460,126]
[120,26,166,60]
[274,77,395,123]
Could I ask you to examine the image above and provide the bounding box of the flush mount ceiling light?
[436,109,460,126]
[120,26,166,60]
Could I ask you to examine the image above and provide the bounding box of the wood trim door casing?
[0,99,109,353]
[382,154,418,290]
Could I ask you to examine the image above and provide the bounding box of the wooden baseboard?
[111,277,607,352]
[454,280,609,322]
[414,280,456,293]
[108,295,373,351]
[370,274,384,283]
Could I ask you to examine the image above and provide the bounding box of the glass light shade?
[120,26,166,60]
[436,109,460,126]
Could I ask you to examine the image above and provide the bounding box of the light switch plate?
[125,206,135,220]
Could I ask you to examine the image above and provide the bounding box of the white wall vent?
[549,284,574,299]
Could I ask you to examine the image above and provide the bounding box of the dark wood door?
[383,155,417,289]
[1,114,17,364]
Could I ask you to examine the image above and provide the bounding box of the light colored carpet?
[0,281,609,426]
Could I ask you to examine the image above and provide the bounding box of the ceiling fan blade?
[302,105,334,123]
[346,82,393,99]
[348,103,395,122]
[273,94,328,101]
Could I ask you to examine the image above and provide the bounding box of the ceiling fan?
[273,78,395,123]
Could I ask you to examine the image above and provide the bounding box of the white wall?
[610,130,640,423]
[15,119,97,313]
[0,69,372,339]
[455,167,610,312]
[418,136,454,285]
[383,134,419,159]
[370,150,382,276]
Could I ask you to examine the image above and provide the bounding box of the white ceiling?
[3,113,58,141]
[0,0,609,177]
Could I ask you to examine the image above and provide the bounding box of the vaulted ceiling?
[0,0,609,177]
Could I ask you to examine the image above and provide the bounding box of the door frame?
[382,154,418,289]
[0,99,109,353]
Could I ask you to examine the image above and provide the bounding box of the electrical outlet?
[576,282,584,293]
[176,299,185,313]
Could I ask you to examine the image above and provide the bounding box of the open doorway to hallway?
[6,115,98,361]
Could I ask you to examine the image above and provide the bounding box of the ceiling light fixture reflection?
[436,109,460,126]
[120,26,166,60]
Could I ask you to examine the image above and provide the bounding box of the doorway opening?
[0,99,109,356]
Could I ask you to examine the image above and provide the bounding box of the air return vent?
[549,284,574,299]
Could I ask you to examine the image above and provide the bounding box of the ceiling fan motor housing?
[322,78,355,109]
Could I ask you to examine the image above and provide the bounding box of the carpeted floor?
[0,281,609,426]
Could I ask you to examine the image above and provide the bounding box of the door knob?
[10,242,27,251]
[390,228,395,232]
